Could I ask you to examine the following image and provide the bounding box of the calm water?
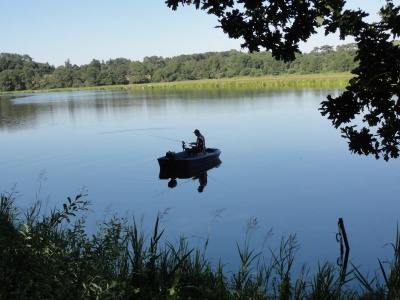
[1,89,399,275]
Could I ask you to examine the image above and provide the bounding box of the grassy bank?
[122,73,352,90]
[1,190,399,299]
[1,73,353,95]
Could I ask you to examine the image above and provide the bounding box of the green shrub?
[1,189,399,299]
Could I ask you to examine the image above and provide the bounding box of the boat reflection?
[159,159,222,193]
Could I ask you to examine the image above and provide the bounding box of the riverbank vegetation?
[1,73,352,95]
[1,190,399,299]
[0,44,357,92]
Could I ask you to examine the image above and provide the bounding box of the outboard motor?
[166,151,176,159]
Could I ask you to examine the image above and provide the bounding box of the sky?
[1,0,394,67]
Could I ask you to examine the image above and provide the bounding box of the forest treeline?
[0,44,357,92]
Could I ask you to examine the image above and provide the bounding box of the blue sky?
[2,0,392,67]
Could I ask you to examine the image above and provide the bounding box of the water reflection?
[336,218,350,281]
[194,172,207,193]
[2,88,400,276]
[1,88,335,131]
[159,159,221,193]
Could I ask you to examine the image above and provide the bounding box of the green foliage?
[0,53,55,91]
[2,190,400,299]
[0,46,358,93]
[320,1,400,161]
[352,226,400,299]
[166,0,346,62]
[165,0,400,160]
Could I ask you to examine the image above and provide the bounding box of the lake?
[1,88,399,276]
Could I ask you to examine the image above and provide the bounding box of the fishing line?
[150,135,192,151]
[206,173,229,187]
[156,178,193,196]
[214,141,225,148]
[99,128,167,135]
[99,129,139,135]
[150,135,185,143]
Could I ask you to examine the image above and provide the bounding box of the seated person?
[188,129,206,154]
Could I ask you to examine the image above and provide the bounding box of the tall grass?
[1,73,353,94]
[1,190,399,299]
[89,74,352,91]
[129,75,352,90]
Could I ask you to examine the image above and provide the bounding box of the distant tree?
[205,53,225,79]
[105,58,130,85]
[269,59,287,75]
[0,48,361,90]
[310,47,320,55]
[0,54,56,91]
[336,43,357,52]
[0,53,28,72]
[0,71,15,91]
[249,52,265,69]
[47,68,68,88]
[20,61,37,90]
[328,52,357,73]
[319,45,334,53]
[181,60,199,80]
[64,59,73,69]
[166,0,400,161]
[143,56,165,76]
[98,69,113,86]
[129,61,149,83]
[84,59,101,86]
[162,58,181,81]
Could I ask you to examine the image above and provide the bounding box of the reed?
[351,225,400,299]
[1,191,398,299]
[1,73,353,94]
[107,74,352,90]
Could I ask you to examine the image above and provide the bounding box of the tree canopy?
[0,47,357,91]
[165,0,400,161]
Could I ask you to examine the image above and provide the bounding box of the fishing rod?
[150,135,183,143]
[150,135,192,150]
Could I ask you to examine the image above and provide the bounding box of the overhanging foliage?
[165,0,400,160]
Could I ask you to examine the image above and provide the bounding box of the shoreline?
[1,73,353,94]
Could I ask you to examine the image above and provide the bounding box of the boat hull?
[157,148,221,175]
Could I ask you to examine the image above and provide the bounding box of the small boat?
[157,141,221,174]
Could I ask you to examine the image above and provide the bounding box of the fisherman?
[189,129,206,154]
[197,172,207,193]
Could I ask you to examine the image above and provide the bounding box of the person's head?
[194,129,200,136]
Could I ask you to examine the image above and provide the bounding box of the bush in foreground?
[1,190,399,299]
